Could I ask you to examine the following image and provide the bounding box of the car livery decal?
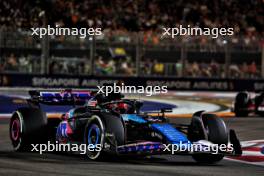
[121,114,147,123]
[40,91,93,103]
[56,121,73,138]
[151,123,189,144]
[117,142,163,153]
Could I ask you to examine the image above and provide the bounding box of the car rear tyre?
[255,94,264,116]
[234,92,250,117]
[9,107,47,151]
[234,110,248,117]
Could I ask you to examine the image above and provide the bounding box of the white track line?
[141,97,221,114]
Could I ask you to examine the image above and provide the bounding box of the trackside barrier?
[1,74,264,91]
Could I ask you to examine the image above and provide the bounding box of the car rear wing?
[28,89,96,105]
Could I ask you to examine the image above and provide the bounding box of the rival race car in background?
[233,91,264,117]
[10,89,242,163]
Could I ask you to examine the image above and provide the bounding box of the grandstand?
[0,0,263,88]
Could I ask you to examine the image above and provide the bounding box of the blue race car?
[9,89,242,163]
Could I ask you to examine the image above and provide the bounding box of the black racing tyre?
[189,113,228,164]
[84,114,125,160]
[234,92,249,117]
[255,93,264,116]
[235,92,249,106]
[9,107,47,151]
[234,110,248,117]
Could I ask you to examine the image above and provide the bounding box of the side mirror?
[161,108,172,118]
[161,108,172,113]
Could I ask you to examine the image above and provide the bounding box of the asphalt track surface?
[1,117,264,176]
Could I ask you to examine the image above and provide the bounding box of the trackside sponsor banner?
[32,77,80,87]
[146,80,230,90]
[2,74,264,91]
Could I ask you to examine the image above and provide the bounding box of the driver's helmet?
[116,102,134,114]
[62,109,75,120]
[86,97,98,107]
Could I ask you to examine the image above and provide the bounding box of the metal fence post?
[89,36,95,76]
[261,46,264,78]
[136,33,140,76]
[40,13,49,75]
[180,44,186,77]
[0,29,1,66]
[41,33,49,74]
[224,43,231,78]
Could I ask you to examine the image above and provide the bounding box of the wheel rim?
[11,118,20,141]
[86,123,102,159]
[88,124,100,146]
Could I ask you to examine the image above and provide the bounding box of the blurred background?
[0,0,263,89]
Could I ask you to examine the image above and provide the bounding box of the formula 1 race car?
[233,91,264,117]
[10,89,242,163]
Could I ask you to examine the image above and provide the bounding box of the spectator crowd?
[0,0,263,78]
[0,0,263,45]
